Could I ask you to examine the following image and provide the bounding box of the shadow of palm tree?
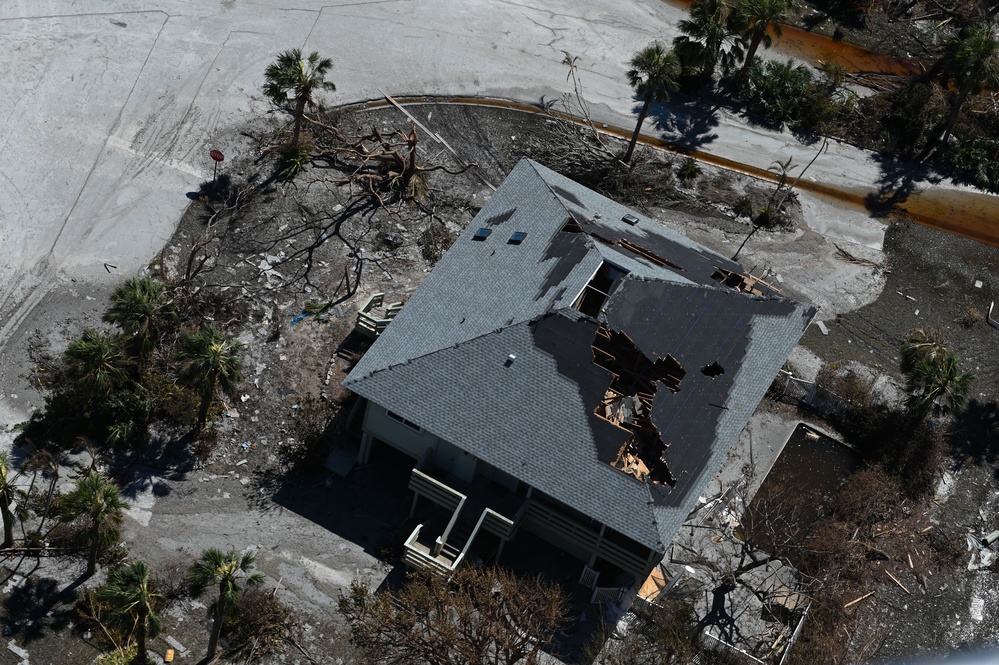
[1,574,83,644]
[642,91,721,150]
[864,153,942,217]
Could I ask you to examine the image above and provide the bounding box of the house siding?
[362,403,440,461]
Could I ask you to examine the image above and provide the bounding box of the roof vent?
[508,231,528,245]
[504,354,516,368]
[622,213,639,225]
[472,228,492,241]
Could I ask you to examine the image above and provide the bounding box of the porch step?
[440,512,478,562]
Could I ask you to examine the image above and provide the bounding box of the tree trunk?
[293,95,307,147]
[87,535,99,577]
[1,503,13,549]
[732,221,762,261]
[207,598,224,660]
[196,383,214,432]
[623,96,653,164]
[740,29,765,79]
[401,125,419,192]
[137,608,149,665]
[37,472,58,535]
[940,72,976,147]
[702,51,720,81]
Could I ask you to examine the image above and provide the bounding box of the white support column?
[358,432,373,464]
[410,491,420,520]
[589,524,607,567]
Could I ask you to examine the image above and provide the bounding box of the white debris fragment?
[974,280,983,288]
[970,596,984,622]
[816,321,829,335]
[7,640,29,662]
[166,635,188,654]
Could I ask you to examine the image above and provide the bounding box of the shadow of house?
[341,159,815,586]
[950,398,999,477]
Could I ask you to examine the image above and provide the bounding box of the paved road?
[0,0,968,425]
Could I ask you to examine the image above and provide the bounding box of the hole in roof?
[711,268,766,294]
[472,228,492,241]
[591,324,684,487]
[573,262,628,318]
[508,231,528,245]
[561,218,582,233]
[701,361,725,378]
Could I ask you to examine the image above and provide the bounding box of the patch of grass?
[96,646,137,665]
[278,145,311,180]
[733,196,754,219]
[676,156,702,185]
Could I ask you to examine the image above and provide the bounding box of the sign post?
[210,149,225,184]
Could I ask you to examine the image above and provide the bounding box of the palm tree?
[176,325,243,431]
[900,328,948,376]
[187,548,265,661]
[63,471,127,576]
[674,0,741,81]
[98,561,163,665]
[263,49,336,147]
[65,329,127,400]
[935,22,999,148]
[103,276,175,368]
[903,351,975,421]
[733,0,792,80]
[624,42,681,163]
[0,452,28,549]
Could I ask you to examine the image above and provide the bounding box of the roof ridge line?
[344,312,559,384]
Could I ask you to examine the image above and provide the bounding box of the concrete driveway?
[0,0,973,426]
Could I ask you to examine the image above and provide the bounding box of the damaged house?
[342,159,815,582]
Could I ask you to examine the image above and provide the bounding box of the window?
[508,231,528,245]
[386,410,421,432]
[472,228,492,241]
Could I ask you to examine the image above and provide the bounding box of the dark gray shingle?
[344,159,816,554]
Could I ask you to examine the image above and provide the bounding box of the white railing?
[525,501,651,577]
[402,524,452,573]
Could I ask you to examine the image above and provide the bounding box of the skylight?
[508,231,528,245]
[472,228,492,241]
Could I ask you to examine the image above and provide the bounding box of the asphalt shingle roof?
[345,159,816,553]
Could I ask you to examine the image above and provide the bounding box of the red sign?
[210,149,225,162]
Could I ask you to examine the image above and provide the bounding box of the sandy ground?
[5,0,995,431]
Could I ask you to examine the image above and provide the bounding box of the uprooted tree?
[312,122,476,205]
